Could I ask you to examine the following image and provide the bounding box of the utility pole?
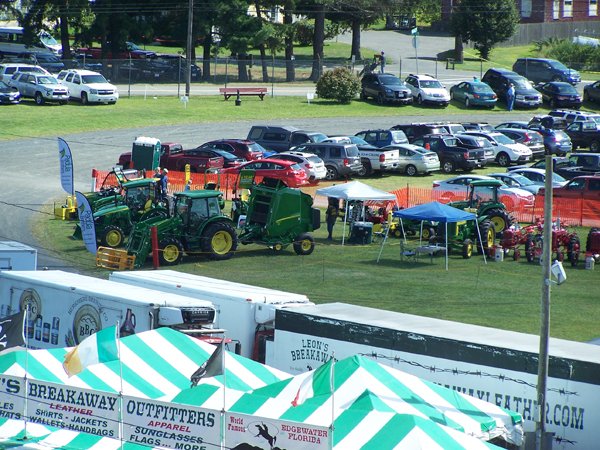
[535,151,553,450]
[185,0,194,97]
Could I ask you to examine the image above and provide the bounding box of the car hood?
[499,186,534,199]
[0,86,18,93]
[421,87,449,97]
[84,82,117,90]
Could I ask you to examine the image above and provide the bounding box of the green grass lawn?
[0,94,569,141]
[36,196,599,343]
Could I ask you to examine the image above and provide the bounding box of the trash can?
[349,221,373,244]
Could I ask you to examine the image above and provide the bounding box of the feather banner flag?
[63,326,119,377]
[58,137,74,196]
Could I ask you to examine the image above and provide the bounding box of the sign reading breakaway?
[226,412,329,450]
[1,376,119,437]
[123,395,221,449]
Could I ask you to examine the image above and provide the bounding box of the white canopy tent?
[315,181,397,245]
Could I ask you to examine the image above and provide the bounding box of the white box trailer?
[109,270,314,361]
[0,241,37,271]
[0,270,217,350]
[268,302,600,450]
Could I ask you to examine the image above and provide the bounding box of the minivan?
[291,142,362,180]
[513,58,581,85]
[481,68,542,108]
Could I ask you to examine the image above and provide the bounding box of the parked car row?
[0,62,119,105]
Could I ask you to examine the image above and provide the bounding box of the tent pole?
[342,204,348,246]
[476,224,487,264]
[376,220,391,263]
[445,222,448,271]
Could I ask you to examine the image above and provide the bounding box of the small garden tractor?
[430,217,496,259]
[91,178,169,248]
[96,189,238,269]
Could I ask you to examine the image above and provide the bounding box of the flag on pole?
[291,357,335,407]
[58,137,74,196]
[0,310,26,351]
[63,326,119,377]
[190,340,225,387]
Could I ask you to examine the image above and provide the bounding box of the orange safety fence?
[91,170,600,227]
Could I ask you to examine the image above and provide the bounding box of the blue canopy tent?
[377,201,486,270]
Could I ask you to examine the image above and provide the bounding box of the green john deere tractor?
[447,179,515,236]
[92,178,168,248]
[96,189,238,269]
[237,177,320,255]
[428,180,515,258]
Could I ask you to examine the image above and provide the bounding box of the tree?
[450,0,519,61]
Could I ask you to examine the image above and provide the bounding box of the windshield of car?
[82,74,108,84]
[442,138,458,146]
[490,133,514,144]
[472,84,492,93]
[212,149,236,159]
[552,173,567,183]
[412,147,432,155]
[311,133,328,143]
[307,155,322,164]
[0,81,9,89]
[511,76,534,90]
[127,42,142,51]
[380,75,403,86]
[510,174,535,186]
[420,80,443,89]
[547,60,569,71]
[555,84,577,94]
[349,136,369,146]
[248,142,268,153]
[554,130,570,140]
[345,145,359,157]
[37,76,58,84]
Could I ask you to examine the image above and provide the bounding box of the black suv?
[411,134,487,174]
[481,68,542,108]
[513,58,581,85]
[391,123,448,143]
[360,73,412,105]
[565,121,600,151]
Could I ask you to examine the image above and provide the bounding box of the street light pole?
[185,0,193,97]
[535,151,553,450]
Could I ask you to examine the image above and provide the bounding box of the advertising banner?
[75,191,97,255]
[225,412,329,450]
[0,375,119,438]
[58,137,74,196]
[123,396,222,449]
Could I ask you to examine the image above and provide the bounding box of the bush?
[316,67,360,104]
[538,38,600,71]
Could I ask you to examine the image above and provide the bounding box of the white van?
[0,26,61,56]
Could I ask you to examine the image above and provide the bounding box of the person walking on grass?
[379,51,386,73]
[506,83,516,111]
[326,197,340,241]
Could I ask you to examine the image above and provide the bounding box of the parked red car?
[221,159,309,187]
[199,139,267,161]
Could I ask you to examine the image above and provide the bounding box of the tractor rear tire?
[477,220,496,255]
[420,227,436,242]
[101,225,125,248]
[201,221,238,260]
[568,236,581,267]
[293,233,315,255]
[462,239,473,259]
[159,238,184,266]
[486,208,513,235]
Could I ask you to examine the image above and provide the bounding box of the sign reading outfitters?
[123,396,221,449]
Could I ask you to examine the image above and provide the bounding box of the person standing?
[326,197,339,241]
[506,83,516,111]
[379,51,386,73]
[160,168,169,201]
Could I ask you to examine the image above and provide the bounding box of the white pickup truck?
[322,136,400,176]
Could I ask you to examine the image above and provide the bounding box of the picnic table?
[219,87,267,100]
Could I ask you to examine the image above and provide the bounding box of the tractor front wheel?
[568,236,581,267]
[293,233,315,255]
[159,238,184,266]
[462,239,473,259]
[525,235,535,263]
[201,222,238,260]
[421,227,436,242]
[101,225,125,248]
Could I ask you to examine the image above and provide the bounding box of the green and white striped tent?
[173,355,524,449]
[0,327,288,399]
